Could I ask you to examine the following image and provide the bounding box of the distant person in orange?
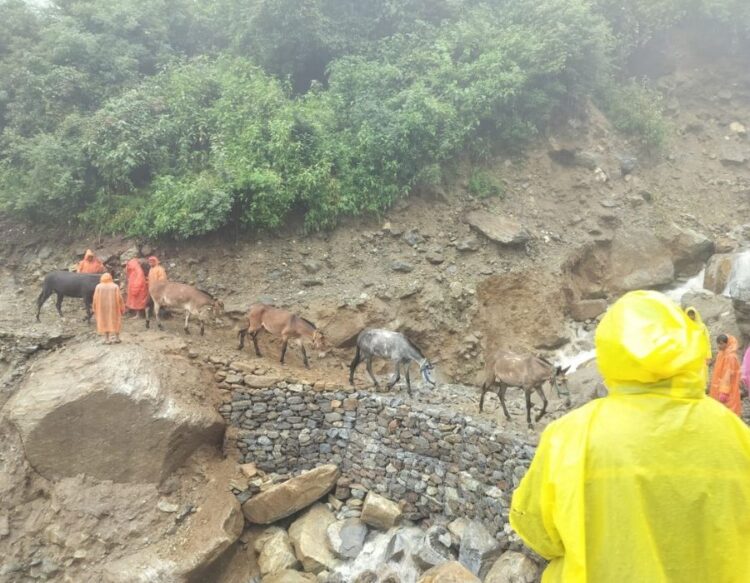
[93,273,124,344]
[147,256,167,288]
[77,249,105,274]
[709,333,742,415]
[124,258,148,317]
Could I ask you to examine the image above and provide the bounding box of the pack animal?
[349,328,436,394]
[237,304,324,368]
[480,350,570,428]
[146,281,223,335]
[36,271,102,322]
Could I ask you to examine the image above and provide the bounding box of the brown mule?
[237,303,324,368]
[146,281,223,335]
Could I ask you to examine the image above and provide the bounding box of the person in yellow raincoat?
[510,290,750,582]
[685,306,712,363]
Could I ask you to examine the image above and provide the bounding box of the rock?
[7,342,224,483]
[447,518,470,545]
[730,121,747,136]
[354,571,378,583]
[242,464,340,524]
[360,492,402,530]
[264,570,317,583]
[704,253,734,294]
[104,490,243,582]
[316,307,371,348]
[569,299,607,321]
[617,155,637,176]
[403,229,425,247]
[391,260,415,273]
[140,243,154,256]
[288,503,339,573]
[415,525,456,570]
[426,252,445,265]
[302,260,323,274]
[418,561,481,583]
[607,229,674,292]
[466,211,530,246]
[0,514,8,538]
[258,527,300,576]
[240,463,258,479]
[456,238,480,252]
[663,224,714,277]
[157,500,179,513]
[385,529,411,562]
[302,279,324,287]
[484,551,539,583]
[714,236,738,254]
[326,518,367,559]
[681,291,742,342]
[547,140,598,170]
[244,374,283,388]
[120,246,139,263]
[719,145,748,166]
[458,520,502,578]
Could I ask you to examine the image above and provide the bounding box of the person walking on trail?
[510,290,750,583]
[124,258,148,317]
[77,249,105,274]
[742,344,750,394]
[147,256,167,288]
[709,333,742,415]
[93,273,124,344]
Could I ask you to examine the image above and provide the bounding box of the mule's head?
[420,360,437,388]
[553,365,571,406]
[212,299,225,316]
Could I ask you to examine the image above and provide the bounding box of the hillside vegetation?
[0,0,748,238]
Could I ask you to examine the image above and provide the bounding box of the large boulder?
[360,491,402,530]
[569,299,607,322]
[484,551,540,583]
[415,525,456,570]
[6,341,224,483]
[662,224,714,277]
[418,561,481,583]
[288,503,339,574]
[327,518,368,559]
[704,254,734,294]
[257,527,300,576]
[607,229,675,292]
[466,211,530,246]
[263,570,317,583]
[242,464,340,524]
[103,490,243,582]
[457,520,502,578]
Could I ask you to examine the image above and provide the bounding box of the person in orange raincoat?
[147,256,167,288]
[709,333,742,415]
[124,258,148,316]
[77,249,105,274]
[93,273,124,344]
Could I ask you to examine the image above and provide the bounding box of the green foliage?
[468,170,504,199]
[0,0,747,238]
[600,80,669,152]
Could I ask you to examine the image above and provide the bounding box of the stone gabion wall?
[219,382,535,535]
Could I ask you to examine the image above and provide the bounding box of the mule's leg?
[84,294,93,323]
[479,383,489,412]
[499,384,512,421]
[251,330,262,357]
[534,385,548,422]
[36,288,51,322]
[237,329,246,350]
[525,388,534,428]
[279,336,289,364]
[155,301,164,330]
[349,346,362,385]
[388,361,401,389]
[145,303,151,329]
[405,363,412,395]
[299,341,309,369]
[199,317,205,336]
[184,310,191,335]
[365,356,379,389]
[55,293,64,318]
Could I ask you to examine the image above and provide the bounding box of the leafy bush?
[600,80,669,152]
[468,170,504,199]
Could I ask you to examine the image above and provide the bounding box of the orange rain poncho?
[125,258,148,311]
[511,290,750,583]
[77,249,105,274]
[709,334,742,415]
[147,256,167,288]
[92,273,123,334]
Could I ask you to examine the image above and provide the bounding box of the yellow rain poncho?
[510,290,750,582]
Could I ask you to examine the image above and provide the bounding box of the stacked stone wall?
[219,382,535,535]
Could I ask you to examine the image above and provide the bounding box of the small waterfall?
[724,250,750,302]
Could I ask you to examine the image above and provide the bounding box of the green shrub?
[599,80,669,152]
[468,170,504,199]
